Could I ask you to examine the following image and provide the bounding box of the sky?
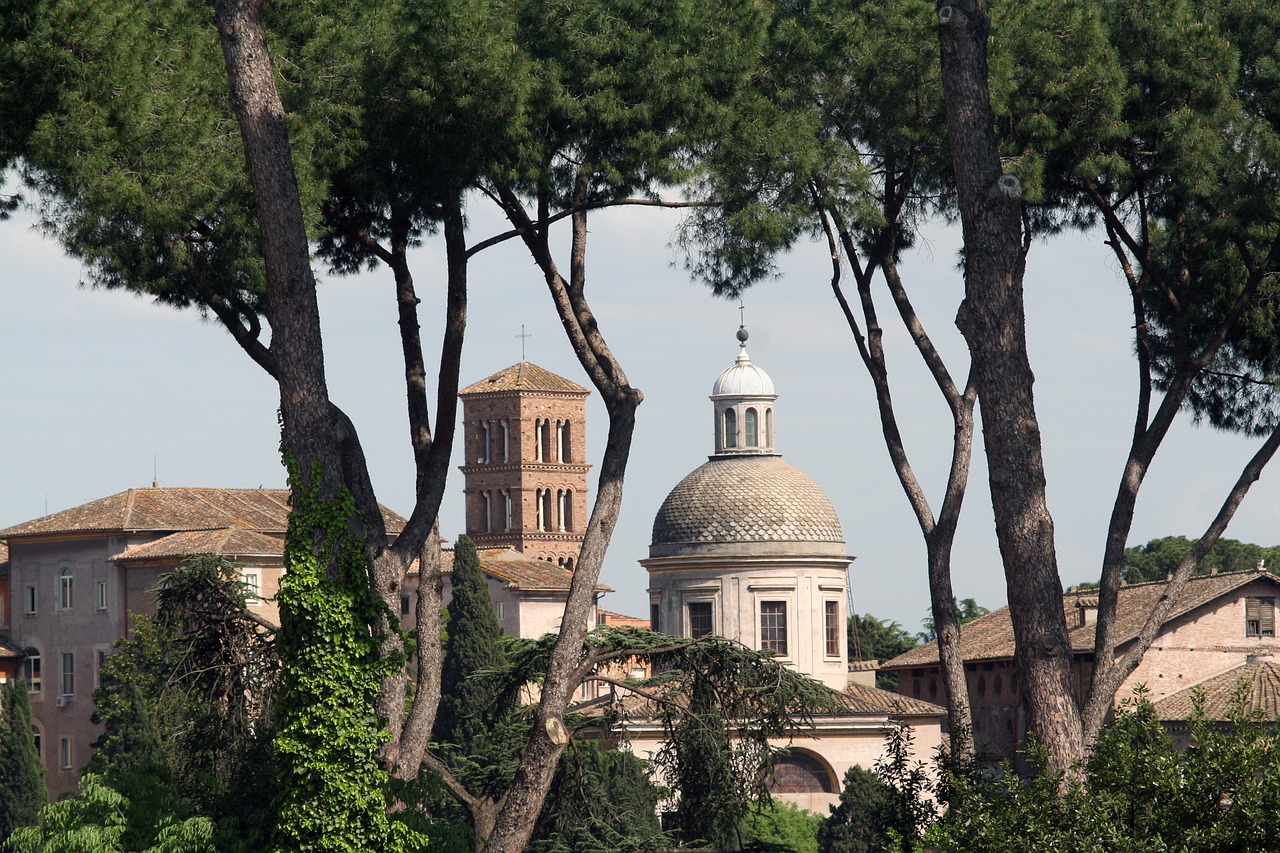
[4,187,1280,633]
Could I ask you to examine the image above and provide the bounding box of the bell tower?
[458,362,591,568]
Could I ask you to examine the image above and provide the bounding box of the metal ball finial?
[736,326,749,345]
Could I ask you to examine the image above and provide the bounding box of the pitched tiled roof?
[598,610,649,628]
[883,570,1280,669]
[0,487,406,539]
[586,677,945,721]
[1153,659,1280,721]
[441,547,611,592]
[459,362,589,396]
[112,528,285,562]
[839,682,946,717]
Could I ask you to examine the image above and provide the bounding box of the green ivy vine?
[270,458,424,853]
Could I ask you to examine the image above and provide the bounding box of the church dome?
[712,348,776,398]
[649,455,845,558]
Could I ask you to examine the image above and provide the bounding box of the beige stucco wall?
[645,555,850,688]
[402,567,595,645]
[622,714,943,814]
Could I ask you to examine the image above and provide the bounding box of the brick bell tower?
[458,362,591,568]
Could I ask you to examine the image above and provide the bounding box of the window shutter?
[1246,597,1276,636]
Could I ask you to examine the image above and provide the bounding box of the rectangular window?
[0,590,6,627]
[400,596,411,616]
[494,601,505,622]
[61,652,75,696]
[688,602,714,639]
[23,585,36,615]
[58,571,73,610]
[824,600,841,657]
[95,648,108,689]
[760,601,788,656]
[59,737,72,770]
[96,581,108,611]
[23,655,41,694]
[1246,596,1276,637]
[650,602,660,632]
[241,571,260,603]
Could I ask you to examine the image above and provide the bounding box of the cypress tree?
[91,684,185,850]
[435,536,508,748]
[670,677,743,849]
[433,536,526,814]
[0,679,47,840]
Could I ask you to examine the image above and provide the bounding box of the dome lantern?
[711,326,778,455]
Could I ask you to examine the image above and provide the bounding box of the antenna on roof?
[153,453,159,489]
[516,325,532,361]
[847,567,863,660]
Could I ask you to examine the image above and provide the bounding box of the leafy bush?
[918,687,1280,852]
[742,799,822,853]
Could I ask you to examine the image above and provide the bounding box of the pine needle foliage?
[90,556,278,850]
[528,740,667,853]
[90,685,187,852]
[431,535,528,808]
[496,627,844,848]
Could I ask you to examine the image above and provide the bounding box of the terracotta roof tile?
[598,610,649,628]
[586,678,945,721]
[441,546,610,592]
[0,487,406,539]
[1153,659,1280,721]
[112,528,285,562]
[884,570,1280,669]
[839,682,947,717]
[459,362,589,396]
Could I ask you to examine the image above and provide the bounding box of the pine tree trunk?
[936,0,1084,774]
[211,0,343,503]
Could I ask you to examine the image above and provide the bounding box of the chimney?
[847,659,879,688]
[1076,596,1099,627]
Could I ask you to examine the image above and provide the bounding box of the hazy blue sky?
[4,188,1279,632]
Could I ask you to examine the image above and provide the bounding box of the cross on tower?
[516,325,532,361]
